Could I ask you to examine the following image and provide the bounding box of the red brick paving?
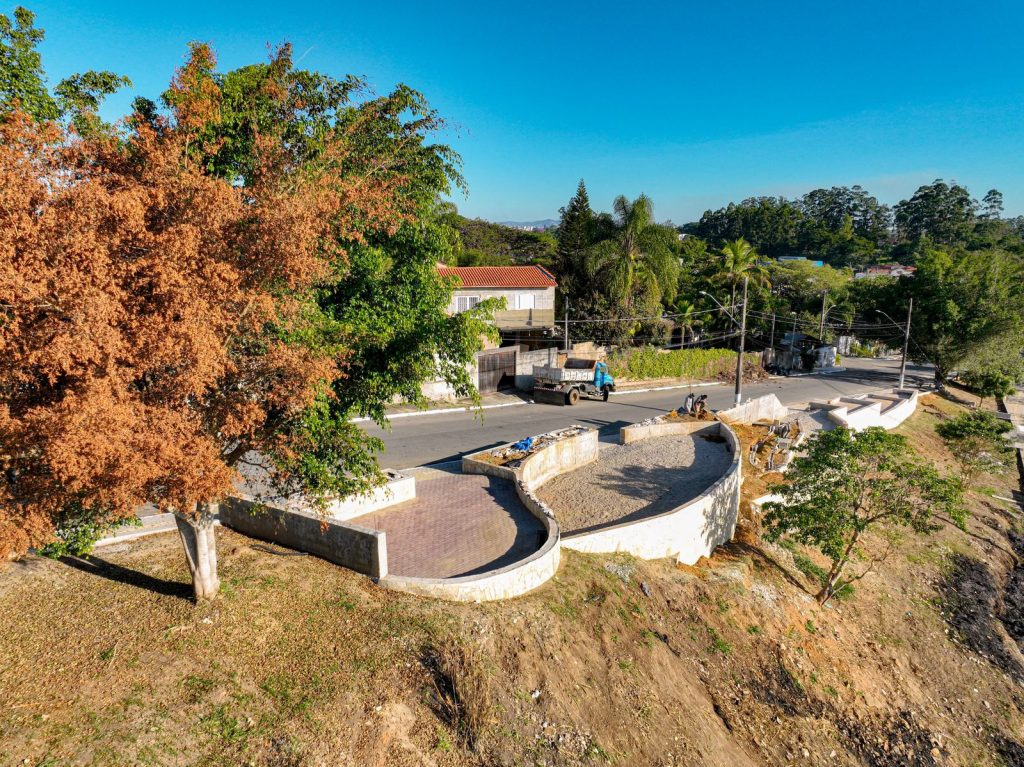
[349,470,544,578]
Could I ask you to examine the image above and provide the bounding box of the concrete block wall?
[561,421,741,565]
[219,497,387,578]
[822,389,919,431]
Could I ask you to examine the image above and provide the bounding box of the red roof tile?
[437,265,558,289]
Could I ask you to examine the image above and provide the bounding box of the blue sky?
[24,0,1024,223]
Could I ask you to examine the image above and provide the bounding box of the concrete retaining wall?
[717,394,790,425]
[561,421,742,565]
[620,419,710,445]
[326,472,415,521]
[378,429,598,602]
[219,497,387,578]
[821,389,919,431]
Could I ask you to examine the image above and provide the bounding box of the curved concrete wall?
[561,422,741,565]
[717,394,790,426]
[379,428,598,602]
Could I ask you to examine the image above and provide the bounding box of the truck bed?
[533,364,593,383]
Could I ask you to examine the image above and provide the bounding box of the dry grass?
[423,639,492,751]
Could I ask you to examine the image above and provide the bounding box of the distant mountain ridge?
[496,218,558,230]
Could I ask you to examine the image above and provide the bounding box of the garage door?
[477,349,517,392]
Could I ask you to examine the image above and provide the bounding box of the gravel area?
[538,425,732,535]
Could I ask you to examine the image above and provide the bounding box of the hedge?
[606,346,761,381]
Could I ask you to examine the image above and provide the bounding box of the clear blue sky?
[24,0,1024,223]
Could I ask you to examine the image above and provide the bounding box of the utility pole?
[563,295,570,352]
[818,289,828,339]
[769,311,777,347]
[733,276,749,407]
[899,298,913,390]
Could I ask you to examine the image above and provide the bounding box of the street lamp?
[700,277,749,407]
[875,300,914,390]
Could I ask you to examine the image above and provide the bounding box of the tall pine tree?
[556,179,594,303]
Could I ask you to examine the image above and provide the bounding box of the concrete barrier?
[561,421,741,565]
[718,394,790,426]
[378,428,598,602]
[219,497,387,578]
[620,418,710,444]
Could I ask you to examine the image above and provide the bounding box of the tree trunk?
[174,505,220,600]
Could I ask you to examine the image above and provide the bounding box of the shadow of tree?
[61,555,193,600]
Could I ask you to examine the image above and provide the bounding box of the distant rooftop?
[438,265,558,289]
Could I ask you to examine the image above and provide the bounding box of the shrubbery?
[605,346,760,380]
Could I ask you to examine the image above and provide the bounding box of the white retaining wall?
[717,394,790,425]
[819,389,919,431]
[562,421,741,565]
[326,472,416,521]
[378,428,598,602]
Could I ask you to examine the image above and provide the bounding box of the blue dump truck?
[532,358,616,405]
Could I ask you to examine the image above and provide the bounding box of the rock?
[641,581,652,597]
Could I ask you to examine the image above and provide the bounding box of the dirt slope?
[2,395,1024,766]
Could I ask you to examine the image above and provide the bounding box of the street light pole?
[875,301,914,390]
[818,289,828,339]
[899,298,913,390]
[733,276,749,407]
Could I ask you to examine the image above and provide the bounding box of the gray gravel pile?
[538,425,731,535]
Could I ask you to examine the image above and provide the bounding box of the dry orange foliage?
[0,46,414,555]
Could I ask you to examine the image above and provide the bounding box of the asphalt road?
[364,358,934,470]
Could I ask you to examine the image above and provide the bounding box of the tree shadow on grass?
[60,555,193,600]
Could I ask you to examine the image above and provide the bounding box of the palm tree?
[590,194,677,310]
[716,237,770,310]
[674,299,703,345]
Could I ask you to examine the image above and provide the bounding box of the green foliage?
[0,7,129,129]
[959,369,1017,405]
[935,410,1014,481]
[441,210,556,266]
[908,246,1024,382]
[37,502,139,559]
[0,6,58,120]
[555,179,594,301]
[764,427,966,605]
[605,346,758,381]
[894,179,977,245]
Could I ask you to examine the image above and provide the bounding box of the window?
[517,293,536,310]
[456,295,480,313]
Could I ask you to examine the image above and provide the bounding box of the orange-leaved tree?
[0,44,429,599]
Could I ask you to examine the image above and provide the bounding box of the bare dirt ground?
[537,426,732,535]
[2,394,1024,766]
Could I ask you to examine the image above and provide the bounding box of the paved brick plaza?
[350,468,545,578]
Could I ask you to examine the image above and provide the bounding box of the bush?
[37,503,139,559]
[935,410,1013,481]
[606,346,760,381]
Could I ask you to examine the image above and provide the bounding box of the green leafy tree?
[908,246,1024,385]
[960,369,1017,408]
[0,6,129,129]
[894,179,977,245]
[764,427,965,605]
[690,196,800,259]
[935,410,1013,482]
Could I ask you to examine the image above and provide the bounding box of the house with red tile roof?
[438,264,559,344]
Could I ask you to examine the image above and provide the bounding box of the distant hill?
[496,218,558,231]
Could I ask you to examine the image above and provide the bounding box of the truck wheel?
[602,386,610,402]
[566,388,580,406]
